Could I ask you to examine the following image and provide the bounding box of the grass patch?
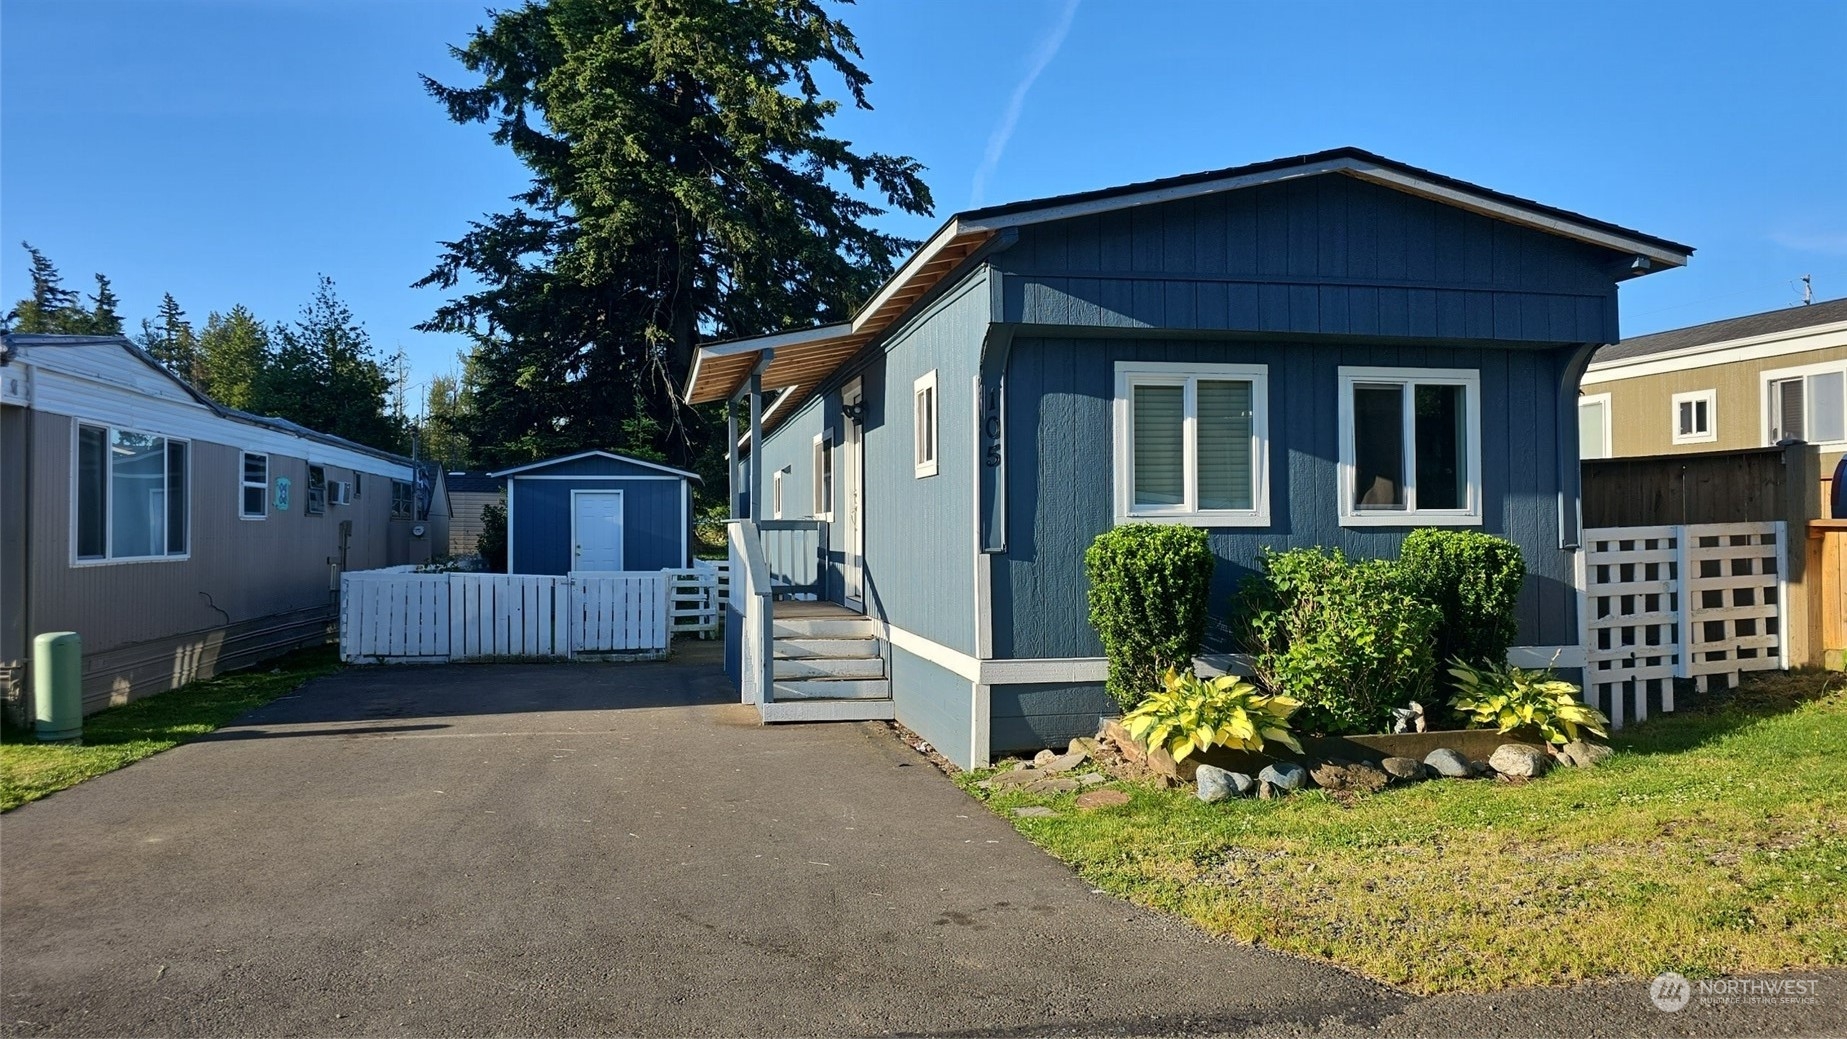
[0,647,340,812]
[961,669,1847,994]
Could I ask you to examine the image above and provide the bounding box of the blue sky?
[4,0,1843,404]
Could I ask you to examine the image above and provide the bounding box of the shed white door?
[572,490,624,571]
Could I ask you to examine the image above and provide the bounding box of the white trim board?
[1582,322,1847,384]
[490,449,700,481]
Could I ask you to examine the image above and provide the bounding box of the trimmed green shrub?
[1085,525,1216,712]
[1236,548,1441,735]
[477,502,508,573]
[1399,529,1526,675]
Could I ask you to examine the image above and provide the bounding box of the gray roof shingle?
[1595,298,1847,364]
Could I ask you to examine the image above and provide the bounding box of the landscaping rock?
[1196,764,1254,802]
[1020,776,1081,795]
[1381,756,1426,782]
[1311,761,1390,794]
[1011,806,1057,818]
[1075,789,1131,811]
[1257,762,1307,792]
[1488,744,1552,778]
[1068,737,1103,758]
[1076,772,1107,786]
[1039,750,1088,774]
[1424,748,1474,778]
[1033,749,1058,767]
[1257,780,1277,800]
[1560,740,1615,768]
[988,769,1043,788]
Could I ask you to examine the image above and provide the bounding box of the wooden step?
[772,655,885,680]
[759,698,897,723]
[773,637,881,660]
[772,678,891,700]
[772,616,875,639]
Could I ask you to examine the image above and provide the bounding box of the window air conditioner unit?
[329,480,353,506]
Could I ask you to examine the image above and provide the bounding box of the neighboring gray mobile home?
[0,334,437,716]
[492,450,697,575]
[687,147,1693,770]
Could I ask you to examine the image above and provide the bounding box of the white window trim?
[1670,388,1718,445]
[1760,360,1847,447]
[1578,392,1613,460]
[241,451,269,520]
[70,422,193,566]
[812,428,834,520]
[1112,361,1270,527]
[914,369,939,478]
[771,468,786,520]
[1337,365,1483,528]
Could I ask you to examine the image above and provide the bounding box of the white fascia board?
[1346,163,1692,269]
[849,220,968,333]
[736,386,802,454]
[1583,322,1847,384]
[489,449,699,481]
[693,322,854,361]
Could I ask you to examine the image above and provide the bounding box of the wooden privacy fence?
[340,570,670,663]
[1581,443,1815,528]
[1580,521,1787,728]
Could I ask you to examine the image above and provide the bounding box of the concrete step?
[773,637,881,660]
[772,616,875,639]
[772,678,891,700]
[758,698,897,723]
[772,655,885,680]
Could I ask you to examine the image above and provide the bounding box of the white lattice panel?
[1582,526,1680,728]
[1682,523,1786,691]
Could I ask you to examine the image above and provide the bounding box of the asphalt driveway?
[2,645,1839,1037]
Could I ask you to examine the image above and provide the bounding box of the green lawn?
[0,647,341,812]
[960,672,1847,994]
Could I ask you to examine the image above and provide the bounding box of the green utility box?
[34,631,82,744]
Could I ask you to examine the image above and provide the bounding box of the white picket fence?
[340,570,670,663]
[665,559,729,638]
[1580,520,1786,728]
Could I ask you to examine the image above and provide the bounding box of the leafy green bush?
[477,502,508,573]
[1236,548,1440,735]
[1123,668,1303,762]
[1399,529,1526,674]
[1085,525,1216,711]
[1448,659,1610,745]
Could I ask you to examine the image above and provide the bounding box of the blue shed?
[685,147,1695,769]
[490,451,698,574]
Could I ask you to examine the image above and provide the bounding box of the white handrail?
[727,520,776,705]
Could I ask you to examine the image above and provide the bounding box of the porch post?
[748,373,763,521]
[726,398,740,518]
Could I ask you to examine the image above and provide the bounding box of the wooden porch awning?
[683,226,994,408]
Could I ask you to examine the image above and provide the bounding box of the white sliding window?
[1112,362,1269,526]
[1764,361,1846,446]
[1338,366,1482,526]
[75,423,190,563]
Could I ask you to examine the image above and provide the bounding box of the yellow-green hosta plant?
[1122,668,1304,762]
[1447,659,1610,745]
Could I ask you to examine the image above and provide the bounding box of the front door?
[572,490,624,571]
[842,380,865,609]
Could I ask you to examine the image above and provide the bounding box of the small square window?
[1338,366,1482,526]
[914,370,939,478]
[1671,389,1717,445]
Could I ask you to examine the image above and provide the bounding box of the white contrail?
[970,0,1081,206]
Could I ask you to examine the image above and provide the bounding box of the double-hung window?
[1671,389,1717,445]
[1338,366,1482,526]
[305,465,327,515]
[812,430,834,518]
[241,452,269,518]
[1763,362,1846,446]
[75,423,189,562]
[1578,393,1612,460]
[390,479,415,518]
[913,370,938,478]
[1113,362,1269,526]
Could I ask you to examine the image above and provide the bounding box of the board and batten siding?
[13,409,402,713]
[994,335,1581,661]
[749,270,990,657]
[993,174,1621,346]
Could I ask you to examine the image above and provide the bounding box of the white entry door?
[572,490,624,571]
[842,380,865,608]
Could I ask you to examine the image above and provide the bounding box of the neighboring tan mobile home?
[0,334,439,716]
[686,147,1693,769]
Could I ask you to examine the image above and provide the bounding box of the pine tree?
[195,305,272,410]
[10,243,85,333]
[254,276,402,451]
[139,293,199,382]
[85,273,123,335]
[418,362,477,469]
[417,0,931,473]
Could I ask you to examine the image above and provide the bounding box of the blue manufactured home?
[686,148,1692,769]
[491,450,697,574]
